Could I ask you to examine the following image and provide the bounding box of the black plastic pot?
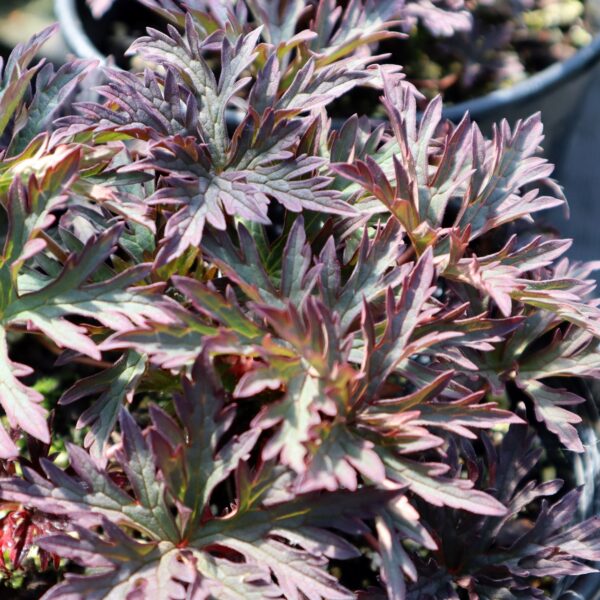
[443,27,600,173]
[55,0,164,66]
[55,0,106,63]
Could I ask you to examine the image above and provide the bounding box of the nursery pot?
[55,0,106,63]
[55,0,164,64]
[441,37,600,176]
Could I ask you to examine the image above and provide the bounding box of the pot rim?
[55,0,107,62]
[443,29,600,121]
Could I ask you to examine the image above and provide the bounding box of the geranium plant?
[0,3,599,598]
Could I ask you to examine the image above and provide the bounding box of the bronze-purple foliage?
[0,3,598,598]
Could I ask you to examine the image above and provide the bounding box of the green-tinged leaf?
[299,424,387,493]
[0,325,47,450]
[60,351,147,462]
[375,513,408,600]
[118,409,181,541]
[320,219,407,333]
[39,523,188,600]
[219,537,353,599]
[101,317,215,370]
[173,276,265,341]
[249,358,321,474]
[130,19,261,166]
[522,380,585,452]
[161,359,260,529]
[202,219,324,309]
[6,227,179,362]
[379,452,507,516]
[10,60,95,155]
[362,247,438,398]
